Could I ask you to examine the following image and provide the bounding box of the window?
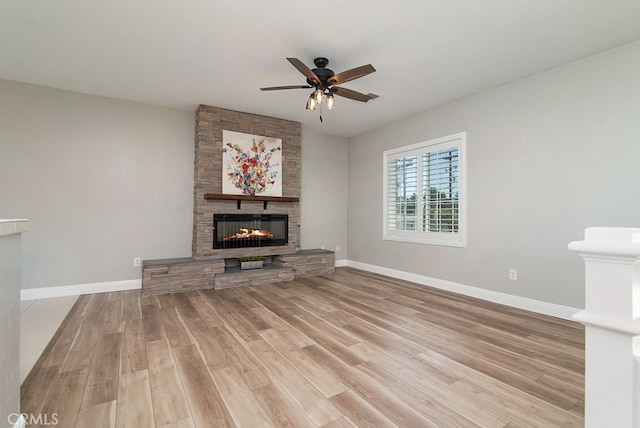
[383,132,466,247]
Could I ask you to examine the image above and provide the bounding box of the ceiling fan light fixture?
[313,89,323,103]
[326,93,335,110]
[306,94,317,110]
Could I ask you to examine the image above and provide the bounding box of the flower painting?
[222,130,282,197]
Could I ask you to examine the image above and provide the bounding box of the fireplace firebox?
[213,214,288,249]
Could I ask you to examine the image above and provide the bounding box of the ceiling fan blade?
[260,85,312,91]
[333,87,372,103]
[328,64,376,86]
[287,58,320,85]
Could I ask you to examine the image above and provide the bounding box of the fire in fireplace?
[213,214,288,249]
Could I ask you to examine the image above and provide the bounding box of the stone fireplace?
[192,105,301,260]
[141,105,334,295]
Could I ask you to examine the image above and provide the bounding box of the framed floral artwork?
[222,130,282,197]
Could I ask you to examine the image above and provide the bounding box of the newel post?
[569,227,640,428]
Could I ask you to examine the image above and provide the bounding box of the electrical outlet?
[134,257,141,267]
[509,269,517,280]
[336,245,341,252]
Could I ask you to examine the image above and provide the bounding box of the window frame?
[382,132,467,248]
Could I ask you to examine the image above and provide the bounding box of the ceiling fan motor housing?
[313,57,329,68]
[308,57,334,88]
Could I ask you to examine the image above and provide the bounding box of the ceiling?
[2,1,640,138]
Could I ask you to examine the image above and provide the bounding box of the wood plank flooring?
[21,267,584,427]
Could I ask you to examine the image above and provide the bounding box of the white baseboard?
[18,262,581,320]
[21,279,141,301]
[345,260,582,321]
[335,259,348,268]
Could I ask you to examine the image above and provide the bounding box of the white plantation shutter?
[386,156,418,231]
[383,132,466,247]
[423,147,459,233]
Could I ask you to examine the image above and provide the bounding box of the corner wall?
[0,80,195,290]
[300,129,349,261]
[0,81,349,293]
[348,40,640,309]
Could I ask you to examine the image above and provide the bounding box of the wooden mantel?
[203,193,299,209]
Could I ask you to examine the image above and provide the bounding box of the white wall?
[0,80,196,290]
[300,128,349,261]
[348,40,640,309]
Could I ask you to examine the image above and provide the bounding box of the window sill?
[383,234,466,248]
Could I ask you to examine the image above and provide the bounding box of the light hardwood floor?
[21,267,584,427]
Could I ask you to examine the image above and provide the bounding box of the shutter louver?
[423,148,459,233]
[387,156,418,231]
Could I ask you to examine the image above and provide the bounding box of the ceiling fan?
[260,57,376,117]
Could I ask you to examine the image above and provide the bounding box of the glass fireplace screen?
[213,214,288,249]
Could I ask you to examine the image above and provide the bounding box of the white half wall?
[0,221,27,426]
[348,40,640,309]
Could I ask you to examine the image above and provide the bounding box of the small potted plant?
[238,256,266,270]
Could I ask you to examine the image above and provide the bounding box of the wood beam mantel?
[203,193,299,209]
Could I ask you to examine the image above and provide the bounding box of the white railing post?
[569,227,640,428]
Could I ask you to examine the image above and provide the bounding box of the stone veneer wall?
[142,257,225,295]
[192,105,301,260]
